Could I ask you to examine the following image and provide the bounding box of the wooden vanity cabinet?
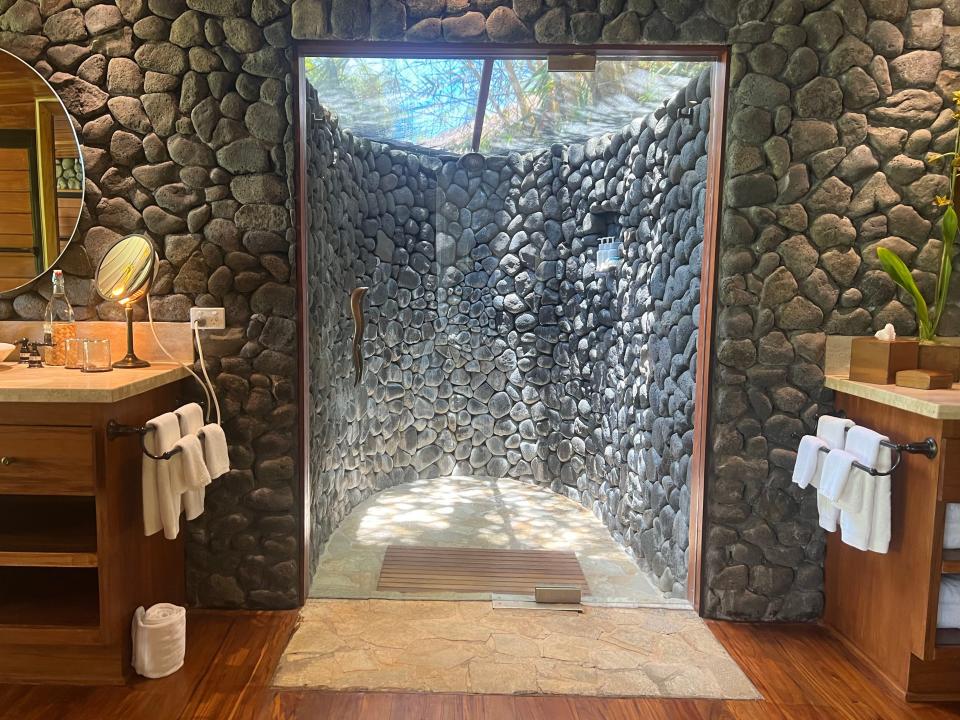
[0,380,185,684]
[825,392,960,701]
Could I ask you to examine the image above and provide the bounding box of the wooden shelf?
[0,567,100,631]
[0,496,97,568]
[943,549,960,574]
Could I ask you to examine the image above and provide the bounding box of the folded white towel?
[144,413,183,539]
[175,402,205,435]
[946,505,960,549]
[171,434,211,520]
[200,423,230,479]
[174,403,206,522]
[815,415,854,532]
[132,603,186,679]
[840,426,890,553]
[940,576,960,629]
[820,448,856,505]
[793,435,828,489]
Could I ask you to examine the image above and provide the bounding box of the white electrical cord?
[145,286,215,424]
[193,320,221,426]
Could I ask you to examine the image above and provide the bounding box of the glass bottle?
[43,269,77,366]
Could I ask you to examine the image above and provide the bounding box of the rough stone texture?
[7,0,959,621]
[2,0,298,610]
[307,69,712,600]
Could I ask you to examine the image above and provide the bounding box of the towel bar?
[106,420,207,461]
[815,436,937,477]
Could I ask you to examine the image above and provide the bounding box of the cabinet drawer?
[0,427,95,495]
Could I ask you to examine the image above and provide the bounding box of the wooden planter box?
[919,343,960,382]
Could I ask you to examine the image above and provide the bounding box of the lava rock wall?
[5,0,959,619]
[306,68,711,596]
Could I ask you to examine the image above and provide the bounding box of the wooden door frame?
[293,42,730,613]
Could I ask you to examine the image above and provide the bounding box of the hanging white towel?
[174,403,206,521]
[792,435,827,489]
[946,505,960,549]
[839,426,891,553]
[816,415,854,532]
[170,434,212,509]
[200,423,230,479]
[132,603,186,679]
[820,449,856,506]
[940,576,960,629]
[143,413,183,539]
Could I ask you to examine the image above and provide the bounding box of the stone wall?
[306,68,711,595]
[0,0,300,608]
[7,0,960,619]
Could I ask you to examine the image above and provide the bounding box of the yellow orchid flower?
[934,195,952,207]
[953,90,960,105]
[928,152,945,163]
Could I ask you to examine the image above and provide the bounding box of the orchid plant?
[876,93,960,343]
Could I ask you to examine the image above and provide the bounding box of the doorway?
[294,44,728,612]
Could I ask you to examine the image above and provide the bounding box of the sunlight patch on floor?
[309,475,689,607]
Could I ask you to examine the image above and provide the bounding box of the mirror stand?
[114,304,149,369]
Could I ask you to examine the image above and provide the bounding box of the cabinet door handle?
[0,457,11,466]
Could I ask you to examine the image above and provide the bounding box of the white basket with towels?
[131,603,186,679]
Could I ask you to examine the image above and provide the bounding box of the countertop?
[0,362,188,403]
[825,374,960,420]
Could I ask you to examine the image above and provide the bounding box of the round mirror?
[95,235,157,305]
[0,48,85,295]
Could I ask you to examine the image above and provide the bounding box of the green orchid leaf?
[934,206,958,333]
[878,246,933,338]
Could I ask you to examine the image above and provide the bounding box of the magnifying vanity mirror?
[95,235,158,369]
[0,48,84,294]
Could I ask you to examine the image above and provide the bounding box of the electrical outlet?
[190,307,225,330]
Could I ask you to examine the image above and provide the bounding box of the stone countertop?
[0,363,188,404]
[825,374,960,421]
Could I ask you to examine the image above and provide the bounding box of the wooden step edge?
[942,549,960,574]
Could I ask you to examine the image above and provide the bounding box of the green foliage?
[877,247,934,341]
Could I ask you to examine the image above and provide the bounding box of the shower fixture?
[350,287,368,386]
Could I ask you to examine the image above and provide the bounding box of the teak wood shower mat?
[376,545,590,596]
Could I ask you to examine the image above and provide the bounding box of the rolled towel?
[820,448,856,505]
[946,504,960,549]
[200,423,230,480]
[132,603,186,679]
[940,576,960,629]
[144,413,183,539]
[174,403,206,522]
[171,434,211,523]
[793,435,828,489]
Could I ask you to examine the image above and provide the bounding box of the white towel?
[174,403,206,521]
[200,423,230,479]
[940,576,960,628]
[820,449,856,505]
[816,415,854,532]
[132,603,186,679]
[840,426,891,553]
[143,413,183,539]
[793,435,827,489]
[170,434,212,513]
[946,505,960,549]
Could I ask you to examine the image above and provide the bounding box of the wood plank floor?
[377,545,590,595]
[1,609,960,719]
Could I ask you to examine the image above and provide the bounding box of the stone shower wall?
[1,0,300,608]
[306,69,711,595]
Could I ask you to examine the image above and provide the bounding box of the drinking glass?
[82,339,112,373]
[64,337,87,369]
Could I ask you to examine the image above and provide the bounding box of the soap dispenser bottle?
[43,269,76,366]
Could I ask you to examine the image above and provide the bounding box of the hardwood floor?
[1,609,960,719]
